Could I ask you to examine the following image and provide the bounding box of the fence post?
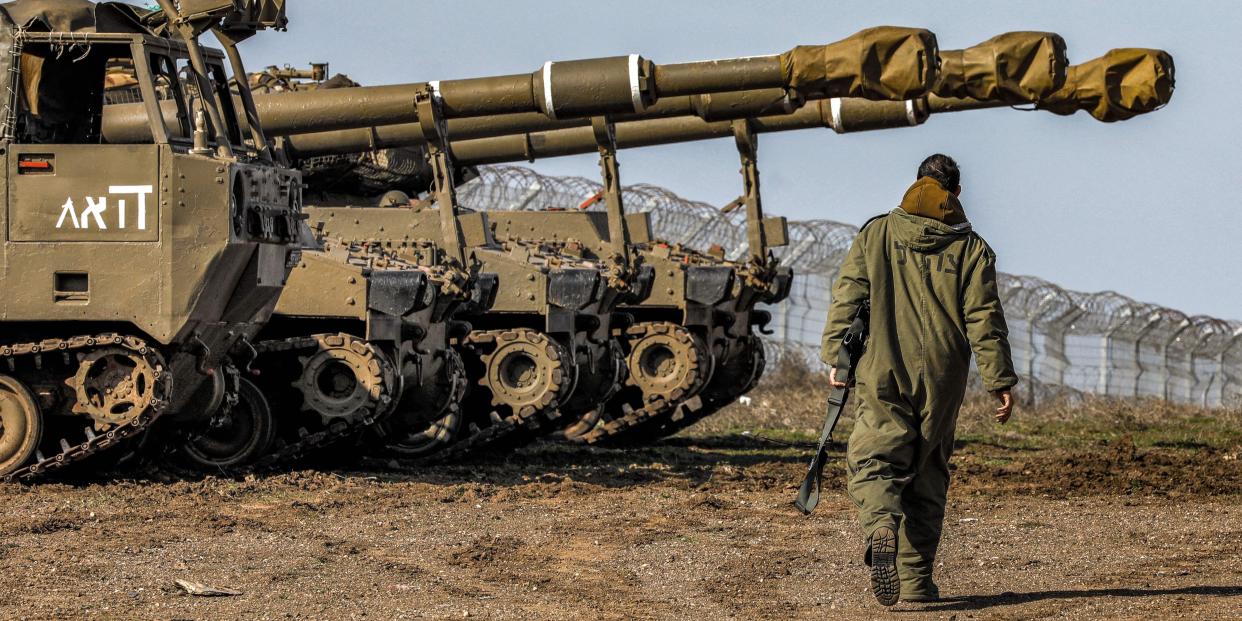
[778,289,792,346]
[1046,307,1085,388]
[776,233,819,354]
[1219,329,1242,407]
[1186,323,1213,405]
[1131,314,1162,398]
[1025,296,1058,407]
[1161,319,1192,402]
[1098,308,1133,397]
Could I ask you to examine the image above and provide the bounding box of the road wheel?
[0,375,42,477]
[179,377,275,470]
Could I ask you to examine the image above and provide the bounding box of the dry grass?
[698,357,1242,453]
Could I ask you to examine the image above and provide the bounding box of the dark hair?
[918,153,960,191]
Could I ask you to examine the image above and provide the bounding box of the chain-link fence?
[460,165,1242,408]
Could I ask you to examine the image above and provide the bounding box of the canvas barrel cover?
[0,0,156,35]
[779,26,938,100]
[934,31,1067,103]
[1040,48,1175,122]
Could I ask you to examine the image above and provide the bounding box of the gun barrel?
[283,46,1169,162]
[274,88,801,157]
[102,26,937,141]
[276,42,1171,157]
[261,30,1066,155]
[267,24,933,130]
[442,105,838,165]
[1037,47,1175,122]
[934,31,1067,103]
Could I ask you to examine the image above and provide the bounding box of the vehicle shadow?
[906,585,1242,612]
[46,432,818,490]
[346,433,812,490]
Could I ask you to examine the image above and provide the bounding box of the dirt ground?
[1,386,1240,620]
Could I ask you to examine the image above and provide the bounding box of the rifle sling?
[794,303,868,515]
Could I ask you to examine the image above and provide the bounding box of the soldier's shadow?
[904,585,1242,612]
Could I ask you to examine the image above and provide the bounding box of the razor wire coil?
[460,165,1242,408]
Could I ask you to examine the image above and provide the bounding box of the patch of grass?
[693,359,1242,453]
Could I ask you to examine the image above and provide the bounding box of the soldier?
[821,154,1018,605]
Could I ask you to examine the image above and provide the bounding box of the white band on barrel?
[542,61,557,120]
[905,100,918,126]
[780,93,796,114]
[829,97,845,134]
[428,80,443,104]
[628,53,646,112]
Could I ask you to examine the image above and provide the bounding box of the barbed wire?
[459,165,1242,408]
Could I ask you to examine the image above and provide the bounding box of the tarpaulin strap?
[795,299,869,515]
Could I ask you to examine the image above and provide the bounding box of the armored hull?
[304,202,634,456]
[0,0,302,480]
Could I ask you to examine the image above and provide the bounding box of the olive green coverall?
[821,177,1018,596]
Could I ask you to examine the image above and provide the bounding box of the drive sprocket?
[563,321,712,444]
[624,322,712,403]
[645,334,767,441]
[429,328,573,459]
[480,328,571,419]
[69,346,160,428]
[293,333,399,426]
[0,333,170,483]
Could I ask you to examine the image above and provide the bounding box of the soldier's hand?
[829,367,847,388]
[992,389,1014,424]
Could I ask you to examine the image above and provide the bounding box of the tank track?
[371,347,468,458]
[423,328,571,460]
[1,333,170,483]
[567,321,711,446]
[572,393,675,446]
[247,333,398,469]
[639,334,766,440]
[546,342,625,433]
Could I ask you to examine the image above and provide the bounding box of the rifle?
[794,299,870,514]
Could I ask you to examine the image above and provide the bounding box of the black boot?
[868,526,899,606]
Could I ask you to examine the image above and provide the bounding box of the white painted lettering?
[54,185,154,231]
[55,197,79,229]
[82,197,108,229]
[109,185,153,230]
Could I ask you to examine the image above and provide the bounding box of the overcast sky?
[238,1,1240,320]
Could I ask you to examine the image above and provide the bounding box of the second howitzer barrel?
[102,26,938,142]
[262,31,1074,157]
[295,48,1168,165]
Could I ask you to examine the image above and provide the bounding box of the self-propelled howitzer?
[446,45,1172,442]
[0,0,303,481]
[256,82,652,457]
[214,27,953,450]
[176,72,493,467]
[257,31,1081,444]
[163,26,941,454]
